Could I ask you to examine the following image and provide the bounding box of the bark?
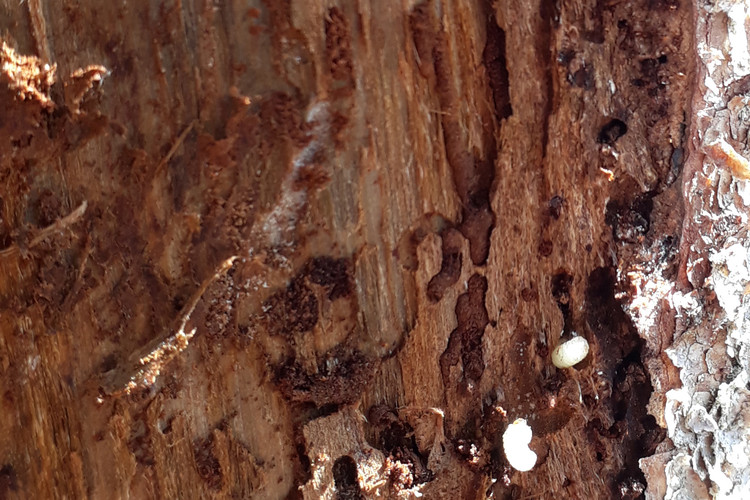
[635,2,750,499]
[0,1,746,499]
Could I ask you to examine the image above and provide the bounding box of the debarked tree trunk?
[1,1,748,499]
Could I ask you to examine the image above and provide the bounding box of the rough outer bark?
[634,2,750,499]
[0,0,742,499]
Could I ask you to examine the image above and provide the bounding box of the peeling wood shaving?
[29,201,88,248]
[1,41,56,108]
[0,200,88,258]
[65,65,108,114]
[101,256,237,398]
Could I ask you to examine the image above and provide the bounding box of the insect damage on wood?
[100,256,237,399]
[100,98,338,399]
[0,0,707,497]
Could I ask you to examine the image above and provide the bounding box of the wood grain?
[0,1,703,498]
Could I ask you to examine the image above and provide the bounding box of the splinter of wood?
[0,200,88,258]
[155,119,197,174]
[102,256,238,398]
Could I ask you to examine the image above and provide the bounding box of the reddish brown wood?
[4,1,745,499]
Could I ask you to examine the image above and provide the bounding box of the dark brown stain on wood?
[440,274,490,388]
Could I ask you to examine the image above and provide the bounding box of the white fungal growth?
[503,419,537,472]
[261,102,331,249]
[551,335,590,368]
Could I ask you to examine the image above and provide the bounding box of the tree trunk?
[0,0,747,499]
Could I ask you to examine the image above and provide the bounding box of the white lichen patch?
[662,238,750,499]
[551,335,589,369]
[503,419,537,472]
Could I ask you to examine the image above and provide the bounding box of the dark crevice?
[606,192,655,243]
[611,353,660,499]
[295,441,312,484]
[193,434,223,491]
[548,195,564,220]
[366,405,434,489]
[537,0,557,157]
[0,464,18,495]
[287,426,313,500]
[274,347,376,407]
[483,10,512,121]
[584,266,665,498]
[551,269,574,331]
[263,255,375,407]
[439,274,489,387]
[306,256,353,300]
[333,455,363,500]
[324,7,355,97]
[583,0,605,44]
[263,275,319,338]
[585,267,639,373]
[426,228,463,302]
[670,145,684,182]
[667,119,687,185]
[598,118,628,145]
[411,1,497,267]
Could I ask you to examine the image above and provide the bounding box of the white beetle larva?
[551,335,589,369]
[503,418,537,472]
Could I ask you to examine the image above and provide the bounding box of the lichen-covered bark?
[633,2,750,499]
[1,1,738,499]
